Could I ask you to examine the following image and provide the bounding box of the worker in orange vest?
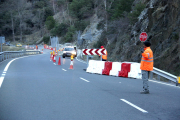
[140,41,153,94]
[100,46,107,61]
[36,45,38,50]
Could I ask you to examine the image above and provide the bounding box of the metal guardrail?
[0,50,41,62]
[150,67,179,86]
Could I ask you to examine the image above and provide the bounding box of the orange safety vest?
[140,47,153,71]
[102,49,108,60]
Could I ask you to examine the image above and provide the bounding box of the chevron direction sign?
[82,49,106,55]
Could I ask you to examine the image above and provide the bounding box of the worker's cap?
[143,41,151,47]
[101,46,104,48]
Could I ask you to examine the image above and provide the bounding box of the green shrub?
[128,2,145,24]
[34,1,46,8]
[44,7,54,20]
[74,20,90,31]
[45,16,56,30]
[42,36,50,44]
[50,23,69,36]
[110,0,134,19]
[69,0,93,20]
[64,26,76,42]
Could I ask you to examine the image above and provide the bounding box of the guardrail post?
[157,75,160,81]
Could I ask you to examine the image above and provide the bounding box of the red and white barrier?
[128,63,142,79]
[118,63,131,78]
[92,61,105,74]
[102,61,112,75]
[86,60,96,73]
[87,60,142,79]
[110,62,122,76]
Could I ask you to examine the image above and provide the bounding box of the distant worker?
[36,45,38,50]
[100,46,107,61]
[140,41,153,94]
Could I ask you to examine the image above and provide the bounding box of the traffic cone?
[52,55,54,62]
[58,57,61,65]
[53,55,56,62]
[69,60,73,69]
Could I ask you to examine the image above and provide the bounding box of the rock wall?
[130,0,180,75]
[78,0,180,75]
[79,14,103,49]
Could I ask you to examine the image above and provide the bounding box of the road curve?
[0,48,180,120]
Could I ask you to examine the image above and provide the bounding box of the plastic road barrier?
[92,61,105,74]
[110,62,122,76]
[102,61,112,75]
[128,63,142,79]
[86,60,96,73]
[118,63,131,78]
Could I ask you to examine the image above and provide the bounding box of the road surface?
[0,48,180,120]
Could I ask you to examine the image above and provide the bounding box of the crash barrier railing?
[150,67,179,86]
[86,60,179,86]
[0,50,41,62]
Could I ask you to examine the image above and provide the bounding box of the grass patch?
[0,46,25,51]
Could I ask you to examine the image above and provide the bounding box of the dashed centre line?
[80,77,90,82]
[62,69,67,71]
[121,99,148,113]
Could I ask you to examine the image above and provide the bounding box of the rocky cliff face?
[130,0,180,75]
[80,0,180,75]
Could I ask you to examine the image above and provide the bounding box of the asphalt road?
[0,48,180,120]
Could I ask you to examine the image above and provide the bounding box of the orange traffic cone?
[58,57,61,65]
[69,60,73,69]
[53,55,56,62]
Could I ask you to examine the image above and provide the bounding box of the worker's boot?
[140,89,149,94]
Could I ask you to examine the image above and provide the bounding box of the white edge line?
[62,69,67,71]
[0,77,4,88]
[80,77,90,82]
[121,99,148,113]
[149,80,180,88]
[0,55,32,88]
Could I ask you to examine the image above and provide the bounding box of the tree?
[50,23,69,36]
[65,26,76,42]
[45,16,55,30]
[110,0,134,19]
[69,0,93,20]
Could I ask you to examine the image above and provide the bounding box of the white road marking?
[62,69,67,71]
[0,55,39,88]
[149,80,180,88]
[53,63,56,65]
[121,99,148,113]
[119,82,121,83]
[80,77,90,82]
[76,57,87,64]
[0,77,4,87]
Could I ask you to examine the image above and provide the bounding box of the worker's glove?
[140,48,144,53]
